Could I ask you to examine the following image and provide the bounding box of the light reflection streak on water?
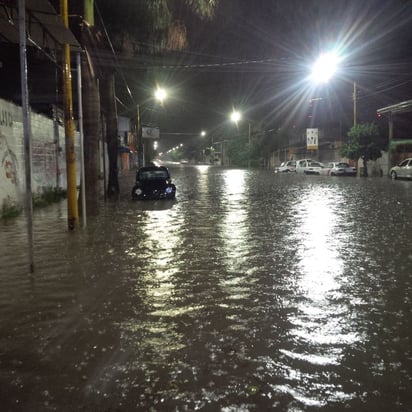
[122,204,188,359]
[279,186,362,405]
[220,170,249,264]
[218,170,254,307]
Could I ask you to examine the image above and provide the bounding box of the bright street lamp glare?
[201,131,206,137]
[311,52,339,83]
[155,87,167,102]
[230,110,241,123]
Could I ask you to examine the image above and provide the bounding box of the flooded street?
[1,165,412,411]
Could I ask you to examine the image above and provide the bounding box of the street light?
[310,51,339,84]
[311,51,357,126]
[230,110,241,124]
[154,87,167,103]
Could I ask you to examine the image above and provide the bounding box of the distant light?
[230,110,241,123]
[201,130,206,137]
[311,51,339,83]
[155,87,167,102]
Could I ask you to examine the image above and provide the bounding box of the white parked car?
[296,159,324,175]
[275,160,296,173]
[390,158,412,180]
[321,162,357,176]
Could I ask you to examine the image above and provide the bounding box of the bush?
[32,186,67,207]
[1,197,21,219]
[1,187,67,219]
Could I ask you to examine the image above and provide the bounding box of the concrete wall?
[0,98,79,212]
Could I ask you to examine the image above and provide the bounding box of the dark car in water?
[131,166,176,200]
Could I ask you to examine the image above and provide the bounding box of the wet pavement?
[1,165,412,411]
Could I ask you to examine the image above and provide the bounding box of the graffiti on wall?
[0,133,18,184]
[0,97,81,212]
[0,108,13,128]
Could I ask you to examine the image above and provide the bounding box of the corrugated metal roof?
[377,99,412,115]
[0,0,80,49]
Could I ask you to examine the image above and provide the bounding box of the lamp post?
[230,110,252,168]
[136,86,168,168]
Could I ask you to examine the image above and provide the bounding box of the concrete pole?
[353,81,357,127]
[136,104,143,168]
[77,53,86,227]
[388,112,393,171]
[248,122,251,168]
[18,0,34,273]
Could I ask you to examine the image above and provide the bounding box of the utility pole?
[353,81,357,126]
[248,122,251,168]
[18,0,34,273]
[60,0,78,230]
[136,104,143,168]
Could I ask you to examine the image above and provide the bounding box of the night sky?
[1,0,412,150]
[123,0,412,150]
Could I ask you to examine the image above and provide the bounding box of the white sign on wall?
[306,128,319,150]
[142,126,160,139]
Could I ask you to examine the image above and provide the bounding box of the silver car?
[296,159,324,175]
[390,158,412,180]
[321,162,357,176]
[275,160,296,173]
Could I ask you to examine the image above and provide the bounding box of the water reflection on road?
[1,166,412,411]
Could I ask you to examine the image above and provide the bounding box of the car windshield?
[337,163,349,167]
[139,170,169,180]
[309,162,322,167]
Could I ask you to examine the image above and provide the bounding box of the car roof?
[138,166,169,172]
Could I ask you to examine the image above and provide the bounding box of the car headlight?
[135,188,143,195]
[165,186,174,194]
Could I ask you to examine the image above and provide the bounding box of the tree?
[340,123,383,177]
[80,23,101,214]
[227,136,249,167]
[101,74,120,197]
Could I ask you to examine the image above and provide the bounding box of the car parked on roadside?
[296,159,324,175]
[320,162,357,176]
[390,158,412,180]
[131,165,176,200]
[275,160,296,173]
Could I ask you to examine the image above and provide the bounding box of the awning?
[0,0,80,50]
[377,99,412,115]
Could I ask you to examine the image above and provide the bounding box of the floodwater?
[1,165,412,411]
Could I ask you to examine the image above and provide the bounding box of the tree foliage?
[340,123,383,162]
[340,122,385,176]
[227,137,249,167]
[96,0,218,54]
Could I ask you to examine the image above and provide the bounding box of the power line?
[95,0,134,104]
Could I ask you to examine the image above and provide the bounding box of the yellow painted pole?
[84,0,95,26]
[61,0,78,230]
